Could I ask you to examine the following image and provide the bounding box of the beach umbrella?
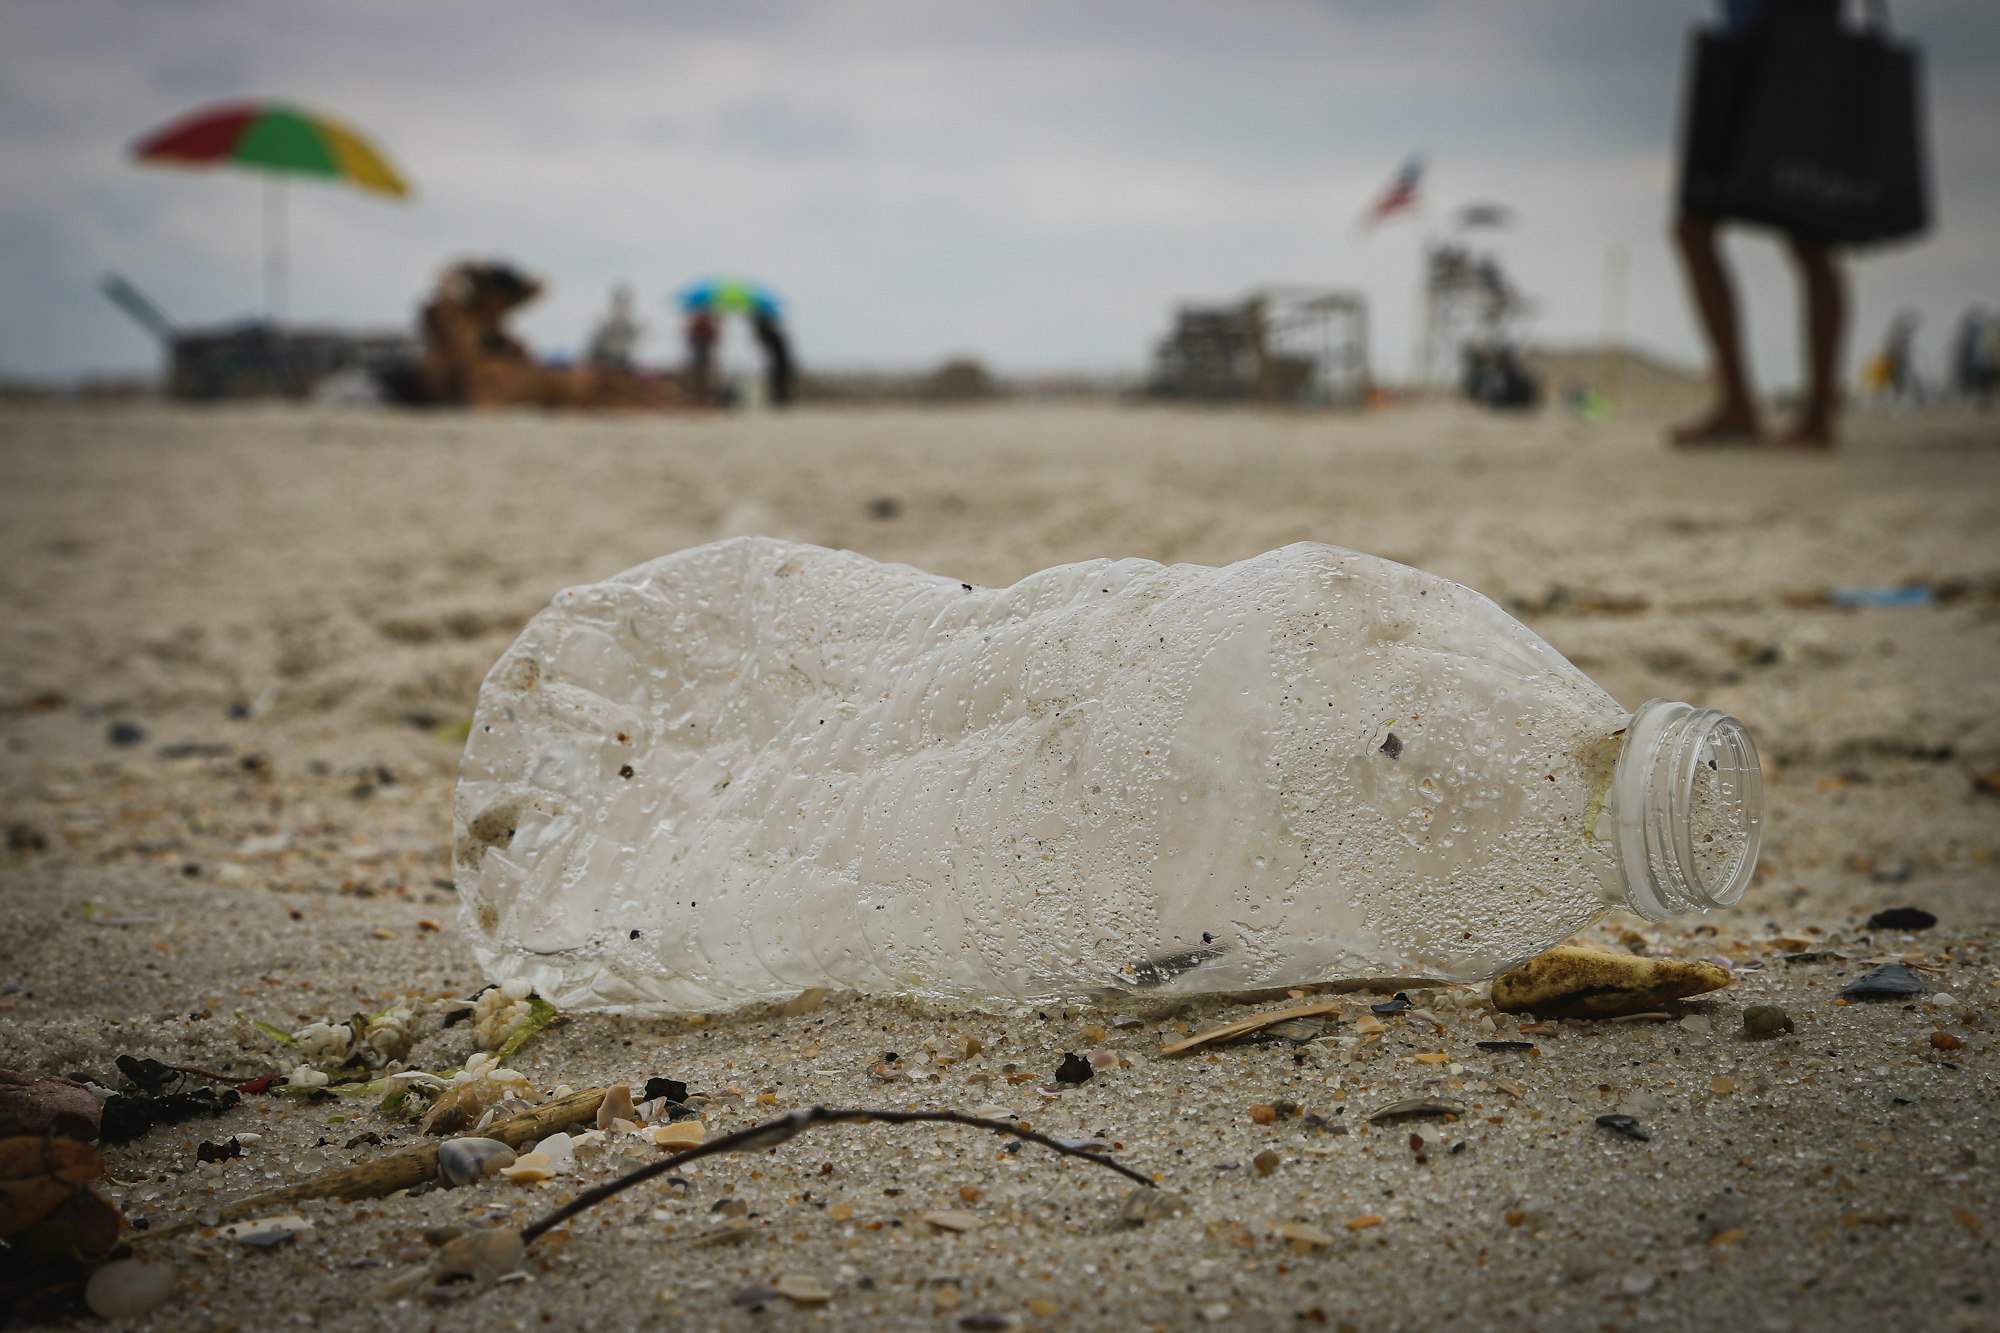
[678,276,781,318]
[131,100,411,318]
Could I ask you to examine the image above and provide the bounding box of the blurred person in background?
[1671,0,1846,450]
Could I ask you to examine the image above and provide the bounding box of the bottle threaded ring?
[1608,698,1764,920]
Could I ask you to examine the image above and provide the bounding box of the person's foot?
[1774,417,1837,450]
[1669,405,1763,447]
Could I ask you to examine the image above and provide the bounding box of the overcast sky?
[2,0,1996,386]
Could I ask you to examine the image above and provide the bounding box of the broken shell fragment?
[497,1151,555,1183]
[1489,946,1730,1018]
[647,1120,706,1149]
[596,1085,637,1130]
[922,1209,982,1232]
[437,1137,517,1187]
[772,1273,836,1305]
[1365,1099,1464,1124]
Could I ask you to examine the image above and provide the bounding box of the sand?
[1,400,1995,1330]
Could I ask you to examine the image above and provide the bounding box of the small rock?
[1370,992,1413,1016]
[730,1283,778,1308]
[1741,1005,1794,1038]
[1491,947,1730,1018]
[1620,1271,1657,1296]
[957,1315,1022,1331]
[1837,963,1926,1000]
[107,720,147,747]
[1198,1302,1233,1323]
[644,1077,689,1103]
[1248,1103,1278,1124]
[1865,907,1936,931]
[1595,1114,1649,1142]
[1930,1030,1964,1052]
[0,1069,102,1139]
[1087,1048,1120,1071]
[84,1259,177,1319]
[1253,1149,1281,1176]
[1679,1014,1713,1036]
[1053,1052,1093,1085]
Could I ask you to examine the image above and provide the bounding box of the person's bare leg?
[1783,235,1845,448]
[1671,214,1762,444]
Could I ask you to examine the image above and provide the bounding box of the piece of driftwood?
[1160,1000,1346,1057]
[133,1086,608,1244]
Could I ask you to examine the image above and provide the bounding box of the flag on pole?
[1359,155,1424,230]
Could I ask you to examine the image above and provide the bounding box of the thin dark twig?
[520,1106,1154,1246]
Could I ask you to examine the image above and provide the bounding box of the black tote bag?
[1676,6,1931,246]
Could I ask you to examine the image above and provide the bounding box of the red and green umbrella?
[131,101,411,316]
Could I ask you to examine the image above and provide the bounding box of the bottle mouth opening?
[1608,699,1764,920]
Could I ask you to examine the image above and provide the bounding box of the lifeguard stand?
[1149,286,1369,406]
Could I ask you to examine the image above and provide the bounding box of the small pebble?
[1741,1005,1794,1038]
[1053,1052,1093,1085]
[84,1259,177,1319]
[1198,1302,1233,1323]
[1248,1103,1278,1124]
[1595,1114,1649,1142]
[1930,1031,1964,1051]
[730,1284,778,1308]
[1253,1149,1281,1176]
[1679,1014,1713,1035]
[1865,907,1936,931]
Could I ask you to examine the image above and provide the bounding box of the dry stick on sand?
[135,1091,1153,1252]
[133,1086,610,1244]
[520,1107,1156,1245]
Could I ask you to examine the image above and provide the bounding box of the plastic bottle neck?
[1603,698,1763,921]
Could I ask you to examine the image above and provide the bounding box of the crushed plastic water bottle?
[455,538,1762,1012]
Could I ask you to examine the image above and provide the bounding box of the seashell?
[217,1214,312,1247]
[646,1121,705,1149]
[498,1151,555,1183]
[531,1131,576,1164]
[596,1085,636,1129]
[437,1137,517,1187]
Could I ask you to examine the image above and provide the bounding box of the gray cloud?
[1,0,1995,385]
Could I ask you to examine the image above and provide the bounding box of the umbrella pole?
[263,176,287,322]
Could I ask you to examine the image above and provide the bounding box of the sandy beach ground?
[1,400,1996,1331]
